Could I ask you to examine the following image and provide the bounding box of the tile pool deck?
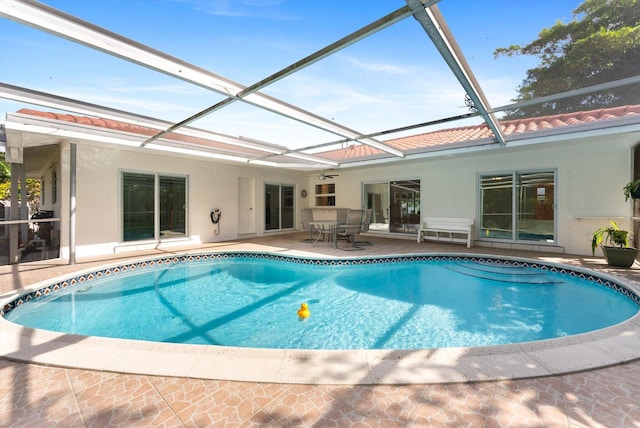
[1,233,640,427]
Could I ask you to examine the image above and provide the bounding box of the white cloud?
[340,55,410,75]
[167,0,298,20]
[107,84,196,95]
[61,91,197,115]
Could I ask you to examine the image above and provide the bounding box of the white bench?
[417,217,475,248]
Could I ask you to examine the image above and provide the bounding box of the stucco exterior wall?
[307,132,638,256]
[58,142,307,258]
[53,130,639,259]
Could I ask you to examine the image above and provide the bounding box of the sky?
[0,0,582,150]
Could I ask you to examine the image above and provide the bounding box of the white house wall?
[457,134,634,256]
[51,129,639,259]
[314,132,638,256]
[61,142,307,258]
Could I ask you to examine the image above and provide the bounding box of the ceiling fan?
[312,170,339,180]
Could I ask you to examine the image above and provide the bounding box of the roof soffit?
[2,110,340,167]
[5,103,640,168]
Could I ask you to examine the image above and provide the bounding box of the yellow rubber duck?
[297,302,310,319]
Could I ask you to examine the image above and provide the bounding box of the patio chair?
[337,209,365,250]
[352,208,373,246]
[301,208,315,242]
[314,208,349,245]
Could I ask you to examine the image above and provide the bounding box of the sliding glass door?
[265,183,294,231]
[480,170,555,243]
[363,180,421,233]
[516,171,555,241]
[122,172,187,242]
[364,182,389,231]
[480,173,513,240]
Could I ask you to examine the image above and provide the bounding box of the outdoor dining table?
[308,220,339,248]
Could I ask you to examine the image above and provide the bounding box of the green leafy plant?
[493,0,640,119]
[591,220,629,256]
[623,177,640,201]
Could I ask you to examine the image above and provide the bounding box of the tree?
[494,0,640,118]
[0,152,9,182]
[0,152,41,211]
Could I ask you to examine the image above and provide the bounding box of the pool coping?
[2,251,640,385]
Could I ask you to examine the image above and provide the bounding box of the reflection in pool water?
[3,253,639,350]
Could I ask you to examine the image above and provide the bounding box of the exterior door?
[389,180,421,233]
[238,177,255,235]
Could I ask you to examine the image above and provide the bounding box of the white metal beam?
[0,83,284,153]
[0,83,338,166]
[0,0,405,157]
[491,75,640,114]
[406,0,506,146]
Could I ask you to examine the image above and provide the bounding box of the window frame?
[121,170,188,242]
[264,182,295,231]
[362,179,421,234]
[51,168,57,204]
[478,169,557,244]
[315,183,336,206]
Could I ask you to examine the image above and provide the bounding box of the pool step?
[457,261,542,275]
[447,263,562,284]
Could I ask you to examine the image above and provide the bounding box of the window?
[51,169,57,204]
[159,175,187,237]
[40,176,45,205]
[363,180,421,233]
[480,170,555,243]
[390,180,421,233]
[122,172,187,242]
[265,183,294,230]
[315,183,335,206]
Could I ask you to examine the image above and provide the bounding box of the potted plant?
[623,176,640,201]
[591,220,637,268]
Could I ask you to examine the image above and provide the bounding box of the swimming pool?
[2,250,640,384]
[3,253,639,351]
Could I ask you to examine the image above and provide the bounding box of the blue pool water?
[4,254,639,350]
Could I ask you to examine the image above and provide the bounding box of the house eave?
[316,117,640,169]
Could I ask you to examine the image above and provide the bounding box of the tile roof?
[14,109,274,159]
[317,104,640,162]
[17,109,159,136]
[15,104,640,165]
